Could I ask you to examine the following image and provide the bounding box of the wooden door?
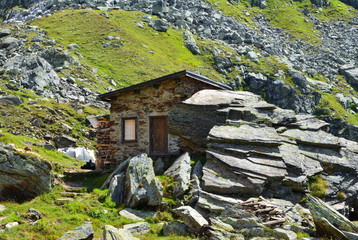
[150,116,168,154]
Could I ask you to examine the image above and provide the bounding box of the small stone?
[68,43,79,50]
[0,204,6,212]
[5,222,19,229]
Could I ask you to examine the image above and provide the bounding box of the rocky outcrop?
[169,90,358,209]
[0,24,107,108]
[0,146,51,202]
[3,54,60,92]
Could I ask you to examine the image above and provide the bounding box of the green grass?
[308,175,328,199]
[316,92,358,125]
[205,0,356,45]
[0,187,134,240]
[262,0,322,45]
[30,9,226,90]
[0,86,107,149]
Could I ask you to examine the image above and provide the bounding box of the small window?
[122,118,137,142]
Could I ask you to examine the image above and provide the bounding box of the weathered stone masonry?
[107,75,225,163]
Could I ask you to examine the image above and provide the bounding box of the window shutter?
[124,119,136,141]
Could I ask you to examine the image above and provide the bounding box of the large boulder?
[0,147,51,202]
[3,55,60,92]
[170,89,358,205]
[124,153,163,208]
[164,152,191,198]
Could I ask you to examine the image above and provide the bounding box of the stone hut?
[98,70,231,167]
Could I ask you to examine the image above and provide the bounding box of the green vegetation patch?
[308,175,328,199]
[31,9,226,90]
[316,92,358,125]
[205,0,356,45]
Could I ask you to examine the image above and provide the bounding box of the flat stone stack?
[169,89,358,209]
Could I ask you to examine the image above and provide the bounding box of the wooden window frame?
[122,117,138,143]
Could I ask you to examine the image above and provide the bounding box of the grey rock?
[202,153,264,196]
[0,29,11,38]
[247,51,259,62]
[119,208,157,221]
[103,225,138,240]
[201,226,245,240]
[164,152,191,198]
[124,153,163,208]
[100,12,110,18]
[191,160,203,178]
[109,173,125,204]
[208,125,283,146]
[53,135,77,148]
[32,35,44,42]
[0,36,19,48]
[244,72,267,90]
[4,55,60,91]
[123,222,150,236]
[250,0,267,8]
[152,0,169,15]
[150,20,169,32]
[105,36,120,41]
[58,222,94,240]
[196,190,242,214]
[172,206,208,233]
[68,43,80,50]
[25,208,43,221]
[162,221,192,237]
[307,195,358,239]
[154,157,164,175]
[290,71,308,91]
[274,228,297,240]
[311,0,330,7]
[0,147,51,202]
[0,95,23,105]
[340,67,358,90]
[183,30,201,55]
[0,204,6,212]
[281,129,341,148]
[5,222,19,229]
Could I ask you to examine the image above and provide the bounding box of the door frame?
[149,115,168,154]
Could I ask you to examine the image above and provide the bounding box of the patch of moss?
[308,175,328,199]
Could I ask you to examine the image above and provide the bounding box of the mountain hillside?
[0,0,357,239]
[0,0,356,140]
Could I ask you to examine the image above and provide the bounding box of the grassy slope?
[207,0,356,45]
[31,9,226,89]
